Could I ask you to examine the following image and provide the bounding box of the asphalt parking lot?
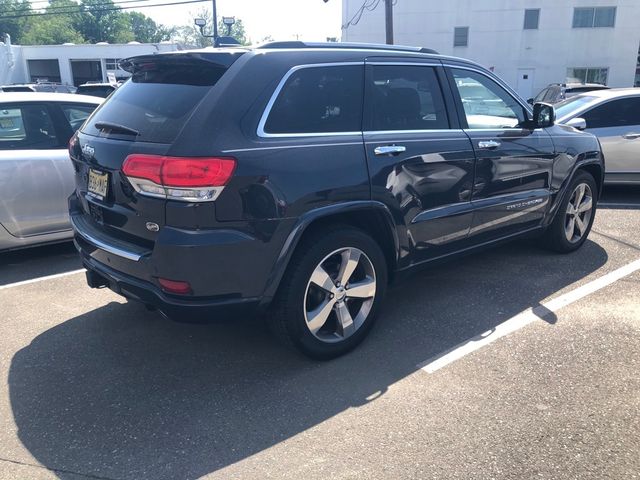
[0,187,638,480]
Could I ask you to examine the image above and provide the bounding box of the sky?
[132,0,342,43]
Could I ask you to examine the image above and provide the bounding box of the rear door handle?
[622,133,640,140]
[374,145,407,156]
[478,140,501,149]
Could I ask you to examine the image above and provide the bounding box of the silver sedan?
[0,92,102,251]
[555,88,640,184]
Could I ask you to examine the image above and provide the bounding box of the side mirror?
[533,102,555,128]
[527,98,534,105]
[565,117,587,130]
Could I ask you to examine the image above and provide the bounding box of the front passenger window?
[367,65,449,131]
[451,69,527,129]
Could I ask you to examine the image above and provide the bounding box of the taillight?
[122,154,236,202]
[68,133,78,156]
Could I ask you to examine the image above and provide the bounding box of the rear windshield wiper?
[94,121,140,137]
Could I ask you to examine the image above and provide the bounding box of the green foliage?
[123,11,174,43]
[0,0,173,45]
[0,0,31,43]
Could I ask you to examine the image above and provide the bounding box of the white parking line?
[0,269,86,291]
[418,258,640,374]
[598,202,640,208]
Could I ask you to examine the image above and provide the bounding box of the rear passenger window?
[367,65,448,131]
[582,98,640,128]
[61,104,97,132]
[263,65,363,135]
[0,104,59,150]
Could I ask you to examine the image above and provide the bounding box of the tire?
[268,226,388,360]
[543,170,598,253]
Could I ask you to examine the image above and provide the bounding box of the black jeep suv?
[69,42,604,358]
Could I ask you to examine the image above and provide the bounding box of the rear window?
[82,60,230,143]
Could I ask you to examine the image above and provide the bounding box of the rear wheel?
[543,170,597,253]
[269,227,388,359]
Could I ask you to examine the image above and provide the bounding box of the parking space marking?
[418,258,640,374]
[0,269,86,290]
[598,202,640,208]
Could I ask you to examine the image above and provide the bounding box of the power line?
[0,0,208,19]
[342,0,382,31]
[6,0,159,15]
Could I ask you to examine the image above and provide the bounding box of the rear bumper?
[79,253,260,322]
[69,194,294,322]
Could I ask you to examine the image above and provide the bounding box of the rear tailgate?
[70,50,246,248]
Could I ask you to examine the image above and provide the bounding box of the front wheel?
[543,170,597,253]
[269,227,388,359]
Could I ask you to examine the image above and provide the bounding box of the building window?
[524,9,540,29]
[454,27,469,47]
[105,58,121,70]
[573,7,616,28]
[567,67,609,85]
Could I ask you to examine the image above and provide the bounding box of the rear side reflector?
[122,154,236,202]
[158,278,192,294]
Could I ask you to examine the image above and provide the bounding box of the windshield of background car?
[555,95,598,120]
[81,58,233,143]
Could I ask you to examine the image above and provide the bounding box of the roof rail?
[257,41,439,55]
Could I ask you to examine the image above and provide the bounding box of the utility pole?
[212,0,218,45]
[384,0,394,45]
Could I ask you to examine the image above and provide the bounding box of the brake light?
[122,154,236,202]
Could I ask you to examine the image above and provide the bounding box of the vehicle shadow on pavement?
[8,240,608,480]
[0,242,79,286]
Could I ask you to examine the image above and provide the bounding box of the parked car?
[75,82,117,98]
[555,88,640,184]
[529,83,609,105]
[69,42,604,358]
[0,92,102,251]
[1,82,77,93]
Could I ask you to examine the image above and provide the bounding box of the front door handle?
[622,133,640,140]
[478,140,501,149]
[374,145,407,156]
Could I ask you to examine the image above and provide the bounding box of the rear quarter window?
[262,64,364,135]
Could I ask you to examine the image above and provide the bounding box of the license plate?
[88,169,109,200]
[0,119,13,129]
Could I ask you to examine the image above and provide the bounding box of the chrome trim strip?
[364,128,463,135]
[365,61,440,67]
[223,142,364,153]
[71,216,143,262]
[257,62,363,139]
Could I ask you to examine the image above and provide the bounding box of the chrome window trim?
[364,128,463,135]
[365,61,441,67]
[257,62,364,139]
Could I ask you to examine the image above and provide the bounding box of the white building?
[342,0,640,99]
[1,37,180,87]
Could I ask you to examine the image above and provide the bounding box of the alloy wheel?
[564,182,594,243]
[303,247,377,343]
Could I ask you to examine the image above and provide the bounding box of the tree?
[77,0,133,43]
[124,11,174,43]
[21,14,84,45]
[0,0,31,44]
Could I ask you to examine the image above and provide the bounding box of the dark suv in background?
[69,42,604,358]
